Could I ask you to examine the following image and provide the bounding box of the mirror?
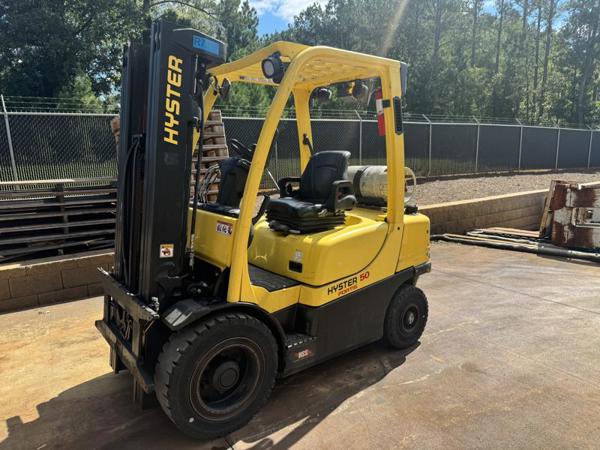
[220,78,231,101]
[352,80,369,103]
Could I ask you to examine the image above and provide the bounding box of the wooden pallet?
[191,110,229,202]
[0,178,117,262]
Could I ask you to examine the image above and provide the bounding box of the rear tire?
[155,313,278,439]
[383,284,428,349]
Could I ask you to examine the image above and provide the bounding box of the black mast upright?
[114,20,226,308]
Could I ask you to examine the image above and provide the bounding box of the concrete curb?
[0,190,548,314]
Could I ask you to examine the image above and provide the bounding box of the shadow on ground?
[1,342,417,450]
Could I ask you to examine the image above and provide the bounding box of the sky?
[252,0,510,36]
[251,0,328,35]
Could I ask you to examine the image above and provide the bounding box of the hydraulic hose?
[188,63,207,270]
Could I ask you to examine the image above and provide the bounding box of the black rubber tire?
[383,284,428,349]
[155,313,278,440]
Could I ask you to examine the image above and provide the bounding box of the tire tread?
[154,312,277,438]
[383,284,429,349]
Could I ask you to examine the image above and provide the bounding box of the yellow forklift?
[96,20,431,439]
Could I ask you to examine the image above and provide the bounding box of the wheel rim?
[401,305,420,334]
[190,337,263,421]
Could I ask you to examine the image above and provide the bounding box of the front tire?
[155,313,278,439]
[383,284,428,349]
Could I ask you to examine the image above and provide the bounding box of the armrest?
[277,177,301,197]
[328,180,356,212]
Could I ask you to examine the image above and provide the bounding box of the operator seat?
[266,151,356,234]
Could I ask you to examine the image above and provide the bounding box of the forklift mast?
[115,20,226,307]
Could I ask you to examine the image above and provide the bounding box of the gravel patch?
[414,171,600,206]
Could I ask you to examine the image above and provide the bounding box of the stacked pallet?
[0,113,229,264]
[0,178,116,262]
[192,110,229,202]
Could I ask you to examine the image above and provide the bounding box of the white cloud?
[250,0,279,15]
[249,0,329,22]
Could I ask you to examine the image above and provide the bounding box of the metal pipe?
[518,125,524,171]
[423,114,432,176]
[588,129,594,168]
[274,128,280,180]
[473,116,480,173]
[555,128,561,170]
[1,95,19,183]
[354,109,363,165]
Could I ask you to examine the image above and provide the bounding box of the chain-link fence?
[1,96,599,185]
[223,118,600,184]
[1,112,117,181]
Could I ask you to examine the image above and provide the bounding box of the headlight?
[261,54,285,83]
[261,58,276,78]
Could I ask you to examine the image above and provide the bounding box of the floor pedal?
[285,333,316,349]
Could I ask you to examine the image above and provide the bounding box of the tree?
[568,0,600,125]
[495,0,506,74]
[2,0,599,127]
[215,0,259,59]
[537,0,558,121]
[471,0,483,66]
[532,0,543,119]
[0,0,143,97]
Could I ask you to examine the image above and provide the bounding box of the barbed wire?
[2,96,119,114]
[1,95,596,129]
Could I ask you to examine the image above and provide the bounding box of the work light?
[261,54,285,83]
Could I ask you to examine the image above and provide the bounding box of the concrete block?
[0,264,26,281]
[87,283,104,297]
[9,272,63,298]
[75,252,114,268]
[0,295,38,313]
[0,279,10,301]
[61,266,102,288]
[25,258,79,277]
[498,213,545,230]
[38,286,88,306]
[422,190,547,235]
[484,205,543,225]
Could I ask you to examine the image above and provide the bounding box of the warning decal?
[159,244,174,258]
[216,221,233,235]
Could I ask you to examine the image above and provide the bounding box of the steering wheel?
[228,136,279,189]
[229,139,254,161]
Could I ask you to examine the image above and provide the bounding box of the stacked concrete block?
[0,250,113,313]
[421,190,547,235]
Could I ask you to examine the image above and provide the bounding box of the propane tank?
[347,165,416,206]
[348,166,388,204]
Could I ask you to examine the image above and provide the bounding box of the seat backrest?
[298,151,351,203]
[216,157,250,208]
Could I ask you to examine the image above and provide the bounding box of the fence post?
[515,119,522,172]
[354,110,363,165]
[1,95,19,182]
[587,127,594,169]
[423,114,432,176]
[555,127,561,170]
[517,123,524,171]
[473,116,480,173]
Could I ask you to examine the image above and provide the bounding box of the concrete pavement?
[1,242,599,449]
